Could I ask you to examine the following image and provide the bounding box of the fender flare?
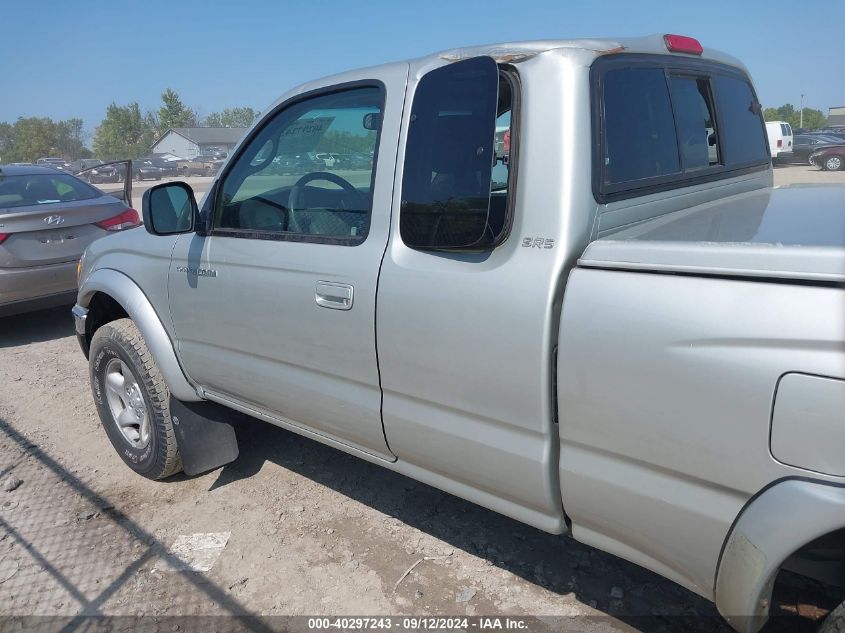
[77,268,202,402]
[715,478,845,633]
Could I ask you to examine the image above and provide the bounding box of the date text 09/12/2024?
[307,617,530,630]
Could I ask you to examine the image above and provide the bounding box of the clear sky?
[2,0,843,137]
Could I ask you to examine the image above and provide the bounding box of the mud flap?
[169,398,239,476]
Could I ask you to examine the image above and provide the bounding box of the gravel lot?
[0,164,841,632]
[773,163,845,186]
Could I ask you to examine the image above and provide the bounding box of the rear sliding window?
[602,68,679,183]
[596,57,768,200]
[712,74,768,166]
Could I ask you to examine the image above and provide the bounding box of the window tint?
[713,75,768,166]
[669,76,720,170]
[781,123,790,136]
[0,174,99,210]
[602,68,680,185]
[148,185,194,234]
[215,86,382,243]
[400,56,503,250]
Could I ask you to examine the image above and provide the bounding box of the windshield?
[0,173,101,210]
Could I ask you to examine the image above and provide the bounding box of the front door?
[167,69,407,459]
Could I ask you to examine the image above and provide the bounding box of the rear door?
[781,123,793,152]
[376,57,567,533]
[167,64,408,458]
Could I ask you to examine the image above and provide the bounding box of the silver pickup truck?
[72,35,845,632]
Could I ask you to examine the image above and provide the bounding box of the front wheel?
[818,600,845,633]
[89,319,182,479]
[824,155,844,171]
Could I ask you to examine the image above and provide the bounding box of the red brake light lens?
[777,139,783,148]
[664,34,703,56]
[0,232,9,244]
[96,208,141,231]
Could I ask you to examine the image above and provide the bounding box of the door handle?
[315,281,353,310]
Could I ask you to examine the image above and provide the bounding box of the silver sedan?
[0,164,140,317]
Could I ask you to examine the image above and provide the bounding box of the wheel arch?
[715,478,845,633]
[78,268,201,402]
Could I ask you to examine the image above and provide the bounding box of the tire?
[89,319,182,479]
[824,155,844,171]
[818,600,845,633]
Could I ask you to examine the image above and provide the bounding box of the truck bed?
[580,185,845,283]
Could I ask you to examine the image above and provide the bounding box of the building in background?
[151,127,247,159]
[829,106,845,129]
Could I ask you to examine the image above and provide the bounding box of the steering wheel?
[288,171,360,233]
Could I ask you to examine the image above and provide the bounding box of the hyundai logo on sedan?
[44,215,65,225]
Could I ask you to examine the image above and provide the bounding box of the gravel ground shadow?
[0,416,274,633]
[0,306,75,348]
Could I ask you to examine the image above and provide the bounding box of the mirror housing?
[142,182,198,236]
[362,112,381,131]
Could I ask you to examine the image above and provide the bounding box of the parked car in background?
[0,164,140,316]
[810,145,845,171]
[132,160,164,181]
[70,159,104,173]
[73,159,122,184]
[791,135,845,164]
[270,154,321,174]
[765,121,793,163]
[812,128,845,141]
[177,155,223,176]
[314,152,342,168]
[36,157,71,171]
[138,156,178,177]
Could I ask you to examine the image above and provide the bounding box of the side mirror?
[362,112,381,131]
[142,182,198,236]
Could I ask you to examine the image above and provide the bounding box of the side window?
[668,75,720,170]
[597,60,769,200]
[713,74,768,167]
[215,86,383,244]
[400,56,512,250]
[602,67,680,185]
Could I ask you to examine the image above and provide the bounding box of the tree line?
[763,104,828,130]
[2,96,833,164]
[0,89,258,163]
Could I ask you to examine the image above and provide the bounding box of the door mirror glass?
[362,112,381,131]
[142,182,197,235]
